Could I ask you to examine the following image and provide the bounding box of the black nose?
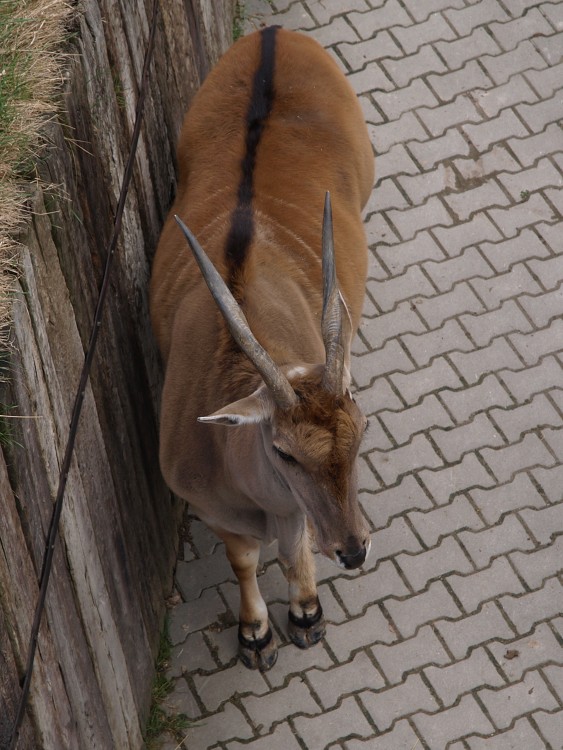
[337,546,366,570]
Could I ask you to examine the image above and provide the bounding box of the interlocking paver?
[447,556,526,613]
[470,471,546,525]
[160,4,563,747]
[371,624,451,684]
[413,692,495,750]
[424,646,505,706]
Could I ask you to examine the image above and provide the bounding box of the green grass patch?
[144,617,192,749]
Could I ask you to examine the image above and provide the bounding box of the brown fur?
[150,28,374,667]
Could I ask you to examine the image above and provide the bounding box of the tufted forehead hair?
[273,368,363,466]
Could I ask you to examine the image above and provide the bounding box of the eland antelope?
[150,26,374,670]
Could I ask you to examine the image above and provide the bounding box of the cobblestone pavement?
[158,1,563,748]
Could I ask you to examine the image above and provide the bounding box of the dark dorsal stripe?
[225,25,278,292]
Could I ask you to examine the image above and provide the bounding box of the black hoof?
[238,626,278,671]
[287,604,326,649]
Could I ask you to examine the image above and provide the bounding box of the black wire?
[8,2,160,747]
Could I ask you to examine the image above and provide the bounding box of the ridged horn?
[320,193,346,394]
[175,216,298,410]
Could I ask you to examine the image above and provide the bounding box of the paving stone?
[424,647,505,707]
[347,61,393,96]
[480,229,550,273]
[444,0,509,35]
[530,463,563,504]
[534,29,563,65]
[445,179,509,222]
[431,412,505,463]
[481,41,547,87]
[307,0,369,26]
[460,300,533,348]
[392,11,456,54]
[365,210,399,245]
[175,554,235,601]
[182,702,254,748]
[413,693,494,750]
[379,394,453,445]
[499,157,563,201]
[517,94,563,133]
[361,301,427,350]
[402,319,474,368]
[324,604,396,663]
[353,339,414,389]
[449,337,523,386]
[371,111,429,154]
[432,213,502,258]
[397,163,455,205]
[382,45,446,88]
[510,536,563,589]
[226,722,302,750]
[397,536,474,591]
[463,109,529,153]
[309,16,360,46]
[377,231,445,275]
[338,32,401,72]
[333,560,410,615]
[543,664,563,704]
[423,247,494,293]
[528,254,563,292]
[470,263,541,310]
[447,556,526,614]
[429,60,493,103]
[242,675,320,733]
[408,128,471,171]
[541,425,563,461]
[466,717,546,750]
[293,695,373,748]
[454,144,522,181]
[474,74,538,118]
[436,601,515,660]
[511,318,563,366]
[402,0,465,22]
[348,1,412,39]
[355,377,403,416]
[409,495,484,547]
[412,282,484,328]
[458,513,535,568]
[307,650,385,710]
[435,27,501,70]
[366,264,434,313]
[388,196,453,241]
[479,670,559,729]
[490,11,554,52]
[267,2,316,30]
[529,709,563,750]
[510,125,563,171]
[193,661,270,713]
[168,588,227,644]
[366,516,425,566]
[520,503,563,545]
[440,374,513,424]
[360,673,439,732]
[386,581,461,639]
[167,630,217,677]
[419,452,496,506]
[374,142,420,182]
[488,621,563,682]
[491,393,563,443]
[489,193,556,238]
[470,471,546,525]
[368,433,443,486]
[345,719,420,750]
[500,577,563,634]
[363,474,434,529]
[371,624,451,684]
[520,286,563,329]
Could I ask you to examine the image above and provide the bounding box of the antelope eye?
[273,445,296,464]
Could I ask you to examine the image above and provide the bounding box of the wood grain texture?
[0,1,235,747]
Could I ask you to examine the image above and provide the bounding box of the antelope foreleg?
[215,530,278,671]
[280,527,326,649]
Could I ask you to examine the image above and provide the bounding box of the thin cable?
[8,2,160,746]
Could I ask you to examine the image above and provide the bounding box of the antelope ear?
[198,385,274,426]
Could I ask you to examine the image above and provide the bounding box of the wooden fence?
[0,2,235,747]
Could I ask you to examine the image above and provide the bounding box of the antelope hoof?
[288,604,325,649]
[238,625,278,671]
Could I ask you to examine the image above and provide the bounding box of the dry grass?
[0,0,71,338]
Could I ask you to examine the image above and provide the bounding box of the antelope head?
[175,194,371,569]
